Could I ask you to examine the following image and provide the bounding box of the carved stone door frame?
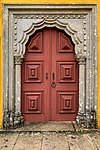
[3,4,97,128]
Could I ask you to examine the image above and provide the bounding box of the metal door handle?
[51,82,56,88]
[52,72,55,80]
[51,72,56,88]
[46,72,48,80]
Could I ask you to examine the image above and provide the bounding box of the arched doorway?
[21,27,79,122]
[3,4,97,129]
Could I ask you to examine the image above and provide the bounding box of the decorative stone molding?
[3,110,24,129]
[76,109,96,128]
[14,54,24,65]
[14,55,23,65]
[14,18,82,57]
[15,14,85,19]
[3,110,10,129]
[14,112,24,128]
[3,4,97,128]
[76,53,86,64]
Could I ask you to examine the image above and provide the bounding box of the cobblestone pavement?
[0,122,100,150]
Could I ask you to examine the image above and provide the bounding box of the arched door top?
[16,19,83,59]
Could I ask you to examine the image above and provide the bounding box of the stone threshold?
[0,121,100,134]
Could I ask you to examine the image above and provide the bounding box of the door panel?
[22,29,51,121]
[27,32,43,53]
[57,61,77,83]
[51,28,78,121]
[21,27,79,122]
[24,92,43,114]
[25,61,43,83]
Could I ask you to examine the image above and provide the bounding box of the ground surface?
[0,122,100,150]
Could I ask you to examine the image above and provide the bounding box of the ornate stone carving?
[3,110,24,129]
[83,20,87,52]
[76,109,96,128]
[3,110,10,129]
[76,53,86,64]
[14,18,17,52]
[14,54,24,65]
[14,18,82,56]
[3,4,97,129]
[3,110,14,129]
[14,14,85,19]
[14,112,24,128]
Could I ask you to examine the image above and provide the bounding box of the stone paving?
[0,122,100,150]
[13,122,75,132]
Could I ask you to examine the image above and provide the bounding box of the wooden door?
[21,27,79,122]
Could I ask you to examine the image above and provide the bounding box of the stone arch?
[17,19,82,58]
[3,4,97,129]
[14,20,86,128]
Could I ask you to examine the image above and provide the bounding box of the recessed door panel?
[57,91,77,114]
[24,92,43,114]
[25,62,43,83]
[58,32,74,53]
[57,61,76,83]
[27,32,43,53]
[21,27,79,122]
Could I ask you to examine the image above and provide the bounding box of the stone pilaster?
[76,54,96,128]
[14,54,24,127]
[76,54,86,127]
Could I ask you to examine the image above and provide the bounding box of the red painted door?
[21,27,78,122]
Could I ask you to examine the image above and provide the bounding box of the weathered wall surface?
[0,0,100,128]
[98,1,100,128]
[0,1,2,128]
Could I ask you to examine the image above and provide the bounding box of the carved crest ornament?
[3,4,97,128]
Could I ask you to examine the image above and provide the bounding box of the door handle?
[51,72,56,88]
[46,72,48,80]
[51,82,56,88]
[52,72,55,80]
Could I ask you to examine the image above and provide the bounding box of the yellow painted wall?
[0,0,100,128]
[1,0,98,4]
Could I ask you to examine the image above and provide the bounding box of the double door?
[21,27,79,122]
